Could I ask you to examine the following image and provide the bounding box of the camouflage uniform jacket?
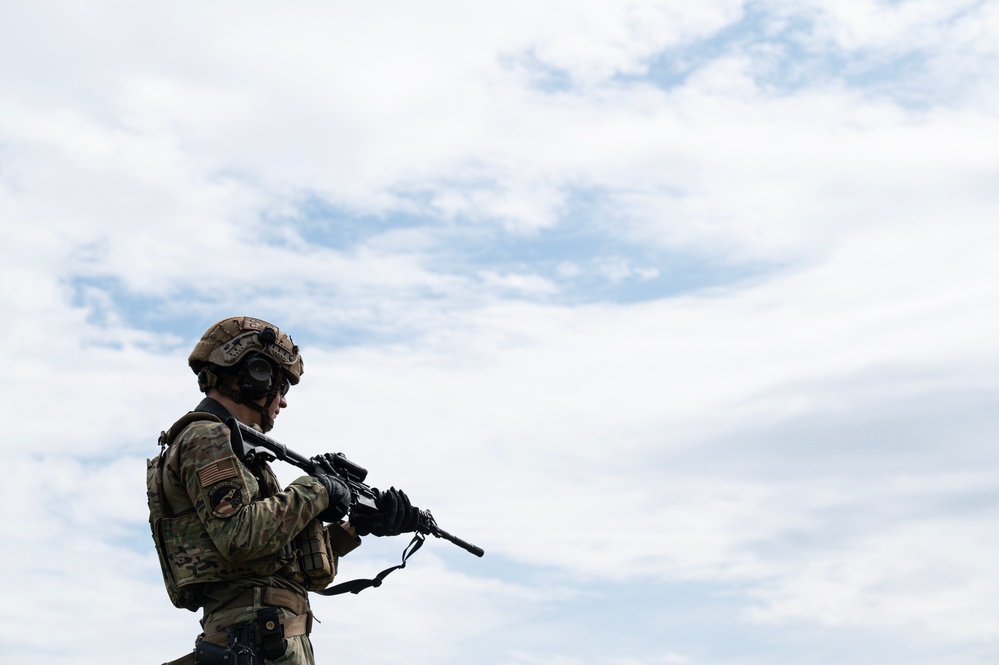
[151,397,330,633]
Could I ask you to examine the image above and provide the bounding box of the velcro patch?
[208,480,245,518]
[198,456,238,489]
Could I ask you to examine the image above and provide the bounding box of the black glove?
[309,456,352,523]
[352,487,420,537]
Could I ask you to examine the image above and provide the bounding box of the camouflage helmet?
[189,316,304,387]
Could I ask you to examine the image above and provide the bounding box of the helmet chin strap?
[255,391,280,433]
[231,387,279,433]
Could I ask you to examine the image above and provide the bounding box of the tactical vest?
[147,412,298,611]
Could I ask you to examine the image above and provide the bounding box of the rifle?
[228,418,485,558]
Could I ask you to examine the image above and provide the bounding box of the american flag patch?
[198,456,238,488]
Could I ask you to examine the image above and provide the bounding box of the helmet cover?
[189,316,303,385]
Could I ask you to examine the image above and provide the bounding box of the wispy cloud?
[2,1,998,664]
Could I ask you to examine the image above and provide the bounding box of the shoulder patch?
[197,456,239,489]
[207,480,245,518]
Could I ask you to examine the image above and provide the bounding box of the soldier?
[148,316,419,665]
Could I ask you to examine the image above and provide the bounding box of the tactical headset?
[236,353,291,401]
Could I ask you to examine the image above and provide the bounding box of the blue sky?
[2,2,999,664]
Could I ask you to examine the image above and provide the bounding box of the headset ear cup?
[239,355,275,399]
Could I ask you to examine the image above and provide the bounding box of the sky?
[1,1,998,664]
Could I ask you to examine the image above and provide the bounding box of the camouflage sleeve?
[176,420,330,563]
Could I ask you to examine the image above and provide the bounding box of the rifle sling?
[315,533,425,596]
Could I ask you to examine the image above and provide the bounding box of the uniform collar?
[194,396,236,423]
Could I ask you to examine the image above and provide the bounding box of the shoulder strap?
[161,411,223,447]
[158,411,224,474]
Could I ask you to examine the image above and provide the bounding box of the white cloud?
[745,493,999,640]
[2,1,999,664]
[799,0,987,54]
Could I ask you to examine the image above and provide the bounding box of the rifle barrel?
[432,526,485,557]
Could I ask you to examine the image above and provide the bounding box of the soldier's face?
[271,390,288,421]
